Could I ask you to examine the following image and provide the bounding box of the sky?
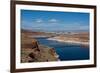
[21,9,90,32]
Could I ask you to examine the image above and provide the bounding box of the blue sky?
[21,10,90,32]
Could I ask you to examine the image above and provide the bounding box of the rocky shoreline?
[21,30,89,62]
[47,37,89,46]
[21,38,60,63]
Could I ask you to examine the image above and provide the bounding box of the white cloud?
[48,19,58,23]
[35,19,43,23]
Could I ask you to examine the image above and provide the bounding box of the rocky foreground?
[21,32,59,63]
[21,29,89,62]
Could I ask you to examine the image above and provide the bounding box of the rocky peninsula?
[47,36,89,45]
[21,29,89,62]
[21,30,59,63]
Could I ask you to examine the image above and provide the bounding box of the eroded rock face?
[21,39,59,63]
[32,39,39,48]
[21,31,60,63]
[49,48,56,56]
[28,53,35,59]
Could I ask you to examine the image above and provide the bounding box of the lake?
[35,37,89,61]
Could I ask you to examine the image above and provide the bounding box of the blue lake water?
[36,37,89,61]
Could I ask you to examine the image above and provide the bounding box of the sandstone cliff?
[21,33,59,63]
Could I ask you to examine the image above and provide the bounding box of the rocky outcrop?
[21,39,59,63]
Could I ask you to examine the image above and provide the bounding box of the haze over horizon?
[21,10,90,32]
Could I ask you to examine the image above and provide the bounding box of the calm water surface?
[36,37,89,61]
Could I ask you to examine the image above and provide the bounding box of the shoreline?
[47,38,89,46]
